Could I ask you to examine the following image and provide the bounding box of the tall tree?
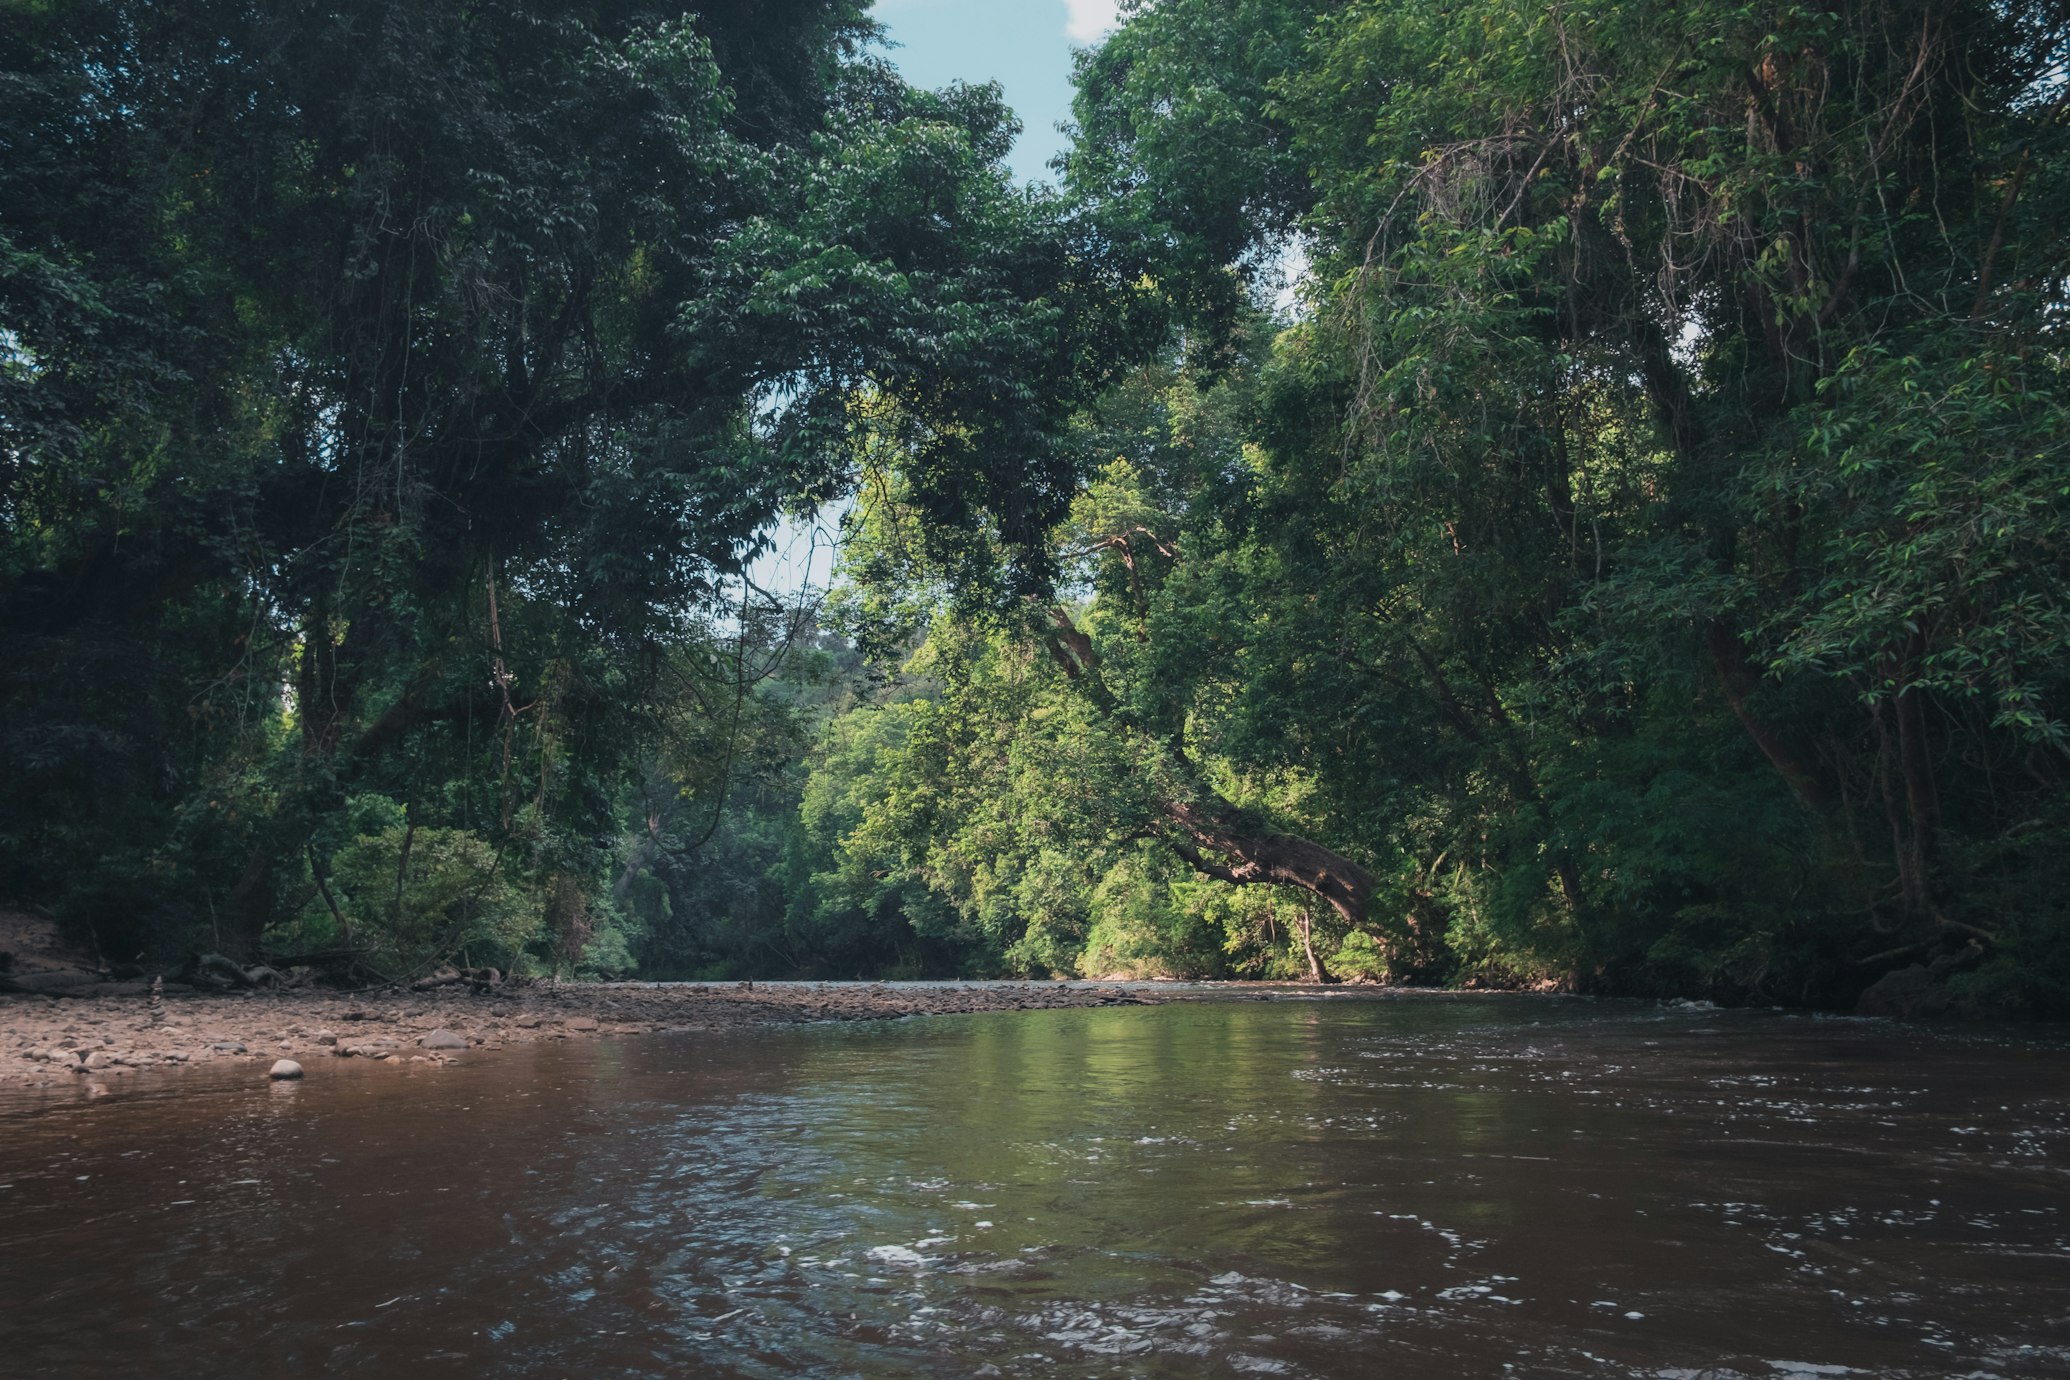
[0,0,1146,967]
[1043,0,2070,1005]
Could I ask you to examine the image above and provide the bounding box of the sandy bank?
[0,979,1173,1090]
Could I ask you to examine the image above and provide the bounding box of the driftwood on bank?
[409,966,503,992]
[193,953,287,989]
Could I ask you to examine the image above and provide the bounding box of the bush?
[327,825,542,973]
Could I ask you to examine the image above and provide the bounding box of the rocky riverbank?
[0,979,1165,1090]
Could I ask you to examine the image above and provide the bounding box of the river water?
[2,993,2067,1377]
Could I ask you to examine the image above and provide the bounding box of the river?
[2,992,2067,1377]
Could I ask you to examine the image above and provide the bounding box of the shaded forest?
[3,0,2067,1013]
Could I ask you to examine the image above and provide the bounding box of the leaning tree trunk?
[1038,605,1383,961]
[1162,801,1376,939]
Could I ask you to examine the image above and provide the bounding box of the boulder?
[419,1029,468,1050]
[1856,941,1983,1019]
[268,1059,303,1080]
[1856,963,1958,1018]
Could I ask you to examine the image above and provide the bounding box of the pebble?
[269,1059,303,1080]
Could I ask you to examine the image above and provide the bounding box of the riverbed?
[2,994,2066,1376]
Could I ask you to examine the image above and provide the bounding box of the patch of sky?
[748,2,1123,599]
[867,1,1121,186]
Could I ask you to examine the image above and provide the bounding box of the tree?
[0,0,1151,971]
[1053,0,2070,1005]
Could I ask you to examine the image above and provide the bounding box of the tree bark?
[1039,603,1380,954]
[1294,906,1337,984]
[1706,622,1830,809]
[1162,800,1377,932]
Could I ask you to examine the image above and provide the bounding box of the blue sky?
[744,2,1124,596]
[869,0,1123,185]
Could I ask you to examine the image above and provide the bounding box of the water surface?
[3,994,2067,1376]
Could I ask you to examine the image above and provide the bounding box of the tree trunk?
[1294,906,1337,984]
[1872,686,1940,922]
[1038,603,1385,962]
[1163,800,1377,932]
[1707,623,1830,809]
[224,849,281,962]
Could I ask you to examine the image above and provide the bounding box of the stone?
[511,1014,542,1029]
[268,1059,303,1080]
[83,1051,114,1070]
[563,1016,598,1032]
[212,1041,247,1054]
[1856,944,1980,1019]
[419,1029,468,1050]
[1856,964,1957,1018]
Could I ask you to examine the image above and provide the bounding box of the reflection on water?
[3,996,2069,1377]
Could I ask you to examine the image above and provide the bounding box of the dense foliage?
[5,0,2067,1012]
[0,0,1139,977]
[769,0,2070,1006]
